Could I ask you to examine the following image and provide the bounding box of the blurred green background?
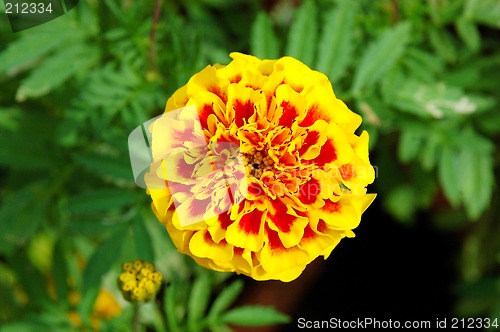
[0,0,499,331]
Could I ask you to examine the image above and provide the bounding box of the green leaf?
[16,44,99,101]
[0,112,60,170]
[208,279,244,320]
[133,218,155,262]
[164,284,182,332]
[455,17,480,52]
[0,184,47,255]
[285,0,318,67]
[316,0,357,82]
[250,12,280,59]
[188,272,212,326]
[72,152,133,182]
[0,320,69,332]
[0,27,85,77]
[9,250,50,305]
[383,185,417,224]
[465,0,500,28]
[0,107,21,131]
[52,240,70,304]
[398,125,426,163]
[65,189,139,214]
[351,22,411,94]
[420,132,440,171]
[428,27,457,63]
[209,325,233,332]
[438,146,462,207]
[77,286,100,325]
[459,144,494,220]
[221,305,290,327]
[391,80,494,119]
[82,226,127,292]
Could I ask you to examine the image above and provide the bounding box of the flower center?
[242,147,274,179]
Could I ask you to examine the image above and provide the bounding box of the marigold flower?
[145,53,376,282]
[117,260,162,302]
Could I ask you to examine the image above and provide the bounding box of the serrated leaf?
[420,132,440,171]
[221,305,290,327]
[16,44,99,101]
[460,145,494,220]
[456,17,480,52]
[250,12,280,59]
[405,48,444,74]
[65,189,138,214]
[466,0,500,28]
[398,126,426,163]
[72,152,133,182]
[0,184,47,255]
[188,272,212,326]
[285,0,318,67]
[391,81,494,119]
[316,0,356,82]
[438,146,462,207]
[208,279,244,320]
[428,27,457,63]
[133,218,155,262]
[0,27,85,77]
[82,226,127,292]
[164,284,182,332]
[351,22,411,94]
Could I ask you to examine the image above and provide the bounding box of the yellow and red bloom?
[145,53,375,282]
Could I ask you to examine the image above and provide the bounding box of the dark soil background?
[236,197,460,331]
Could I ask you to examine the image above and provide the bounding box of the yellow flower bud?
[117,260,163,302]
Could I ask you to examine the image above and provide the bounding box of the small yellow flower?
[117,260,162,302]
[68,289,122,331]
[145,53,376,282]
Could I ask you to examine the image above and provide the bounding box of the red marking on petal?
[278,101,299,128]
[266,225,285,251]
[279,151,297,166]
[238,209,263,235]
[322,200,341,213]
[313,139,337,167]
[177,158,194,179]
[317,220,328,233]
[298,130,320,156]
[248,182,263,196]
[218,212,233,230]
[234,246,244,255]
[300,104,327,127]
[298,178,321,205]
[233,99,255,127]
[230,75,242,83]
[199,104,214,130]
[340,164,354,180]
[204,230,215,243]
[269,199,296,233]
[189,197,211,218]
[302,223,315,240]
[208,86,227,103]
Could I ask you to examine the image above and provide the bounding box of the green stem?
[132,303,141,332]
